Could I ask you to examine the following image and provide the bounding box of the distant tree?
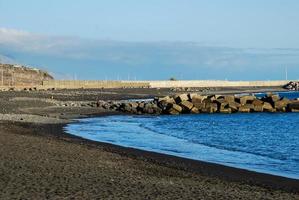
[169,77,177,81]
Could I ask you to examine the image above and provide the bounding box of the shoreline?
[14,112,299,194]
[1,88,298,199]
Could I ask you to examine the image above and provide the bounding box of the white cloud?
[0,27,82,55]
[0,27,31,38]
[1,27,299,70]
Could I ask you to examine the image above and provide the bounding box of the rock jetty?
[284,81,299,91]
[97,93,299,115]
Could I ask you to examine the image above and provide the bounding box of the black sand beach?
[0,88,298,199]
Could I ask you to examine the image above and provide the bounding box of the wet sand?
[0,88,298,199]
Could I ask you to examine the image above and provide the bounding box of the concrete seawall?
[42,80,150,89]
[40,80,293,89]
[148,80,292,88]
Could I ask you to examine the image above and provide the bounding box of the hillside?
[0,63,53,87]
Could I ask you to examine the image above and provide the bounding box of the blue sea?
[65,91,299,179]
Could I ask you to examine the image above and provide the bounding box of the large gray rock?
[263,102,275,112]
[224,95,235,102]
[287,101,299,110]
[179,101,194,112]
[190,107,200,114]
[252,99,264,106]
[157,96,175,104]
[188,93,198,100]
[191,95,206,104]
[158,100,173,111]
[129,102,139,108]
[168,107,180,115]
[192,96,208,111]
[252,99,264,112]
[175,94,189,104]
[253,105,263,112]
[143,103,154,114]
[219,107,232,113]
[193,102,205,111]
[239,95,256,105]
[238,104,253,113]
[262,94,281,106]
[170,103,183,113]
[274,99,290,112]
[267,94,280,102]
[120,103,132,112]
[228,101,240,112]
[201,103,218,113]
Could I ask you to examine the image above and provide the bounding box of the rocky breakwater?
[284,81,299,91]
[100,93,299,115]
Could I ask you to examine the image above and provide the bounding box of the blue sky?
[0,0,299,80]
[1,0,299,48]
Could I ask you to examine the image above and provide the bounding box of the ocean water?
[65,92,299,179]
[254,91,299,99]
[66,113,299,179]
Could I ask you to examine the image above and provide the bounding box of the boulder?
[215,95,225,100]
[263,102,275,112]
[152,104,162,114]
[214,98,226,105]
[213,99,226,111]
[238,106,250,113]
[120,102,138,114]
[228,101,240,112]
[252,99,264,106]
[168,108,180,115]
[219,102,229,110]
[157,96,175,104]
[207,95,217,102]
[239,95,256,105]
[224,95,235,102]
[96,100,106,107]
[170,103,183,113]
[138,102,145,109]
[270,94,280,102]
[143,103,154,114]
[120,103,132,112]
[188,93,198,100]
[193,102,206,111]
[179,101,194,112]
[251,99,264,112]
[158,100,173,111]
[253,105,263,112]
[262,94,281,105]
[191,95,206,104]
[284,81,299,91]
[287,102,299,110]
[219,107,232,114]
[203,98,213,103]
[174,94,189,104]
[129,102,139,108]
[238,104,253,113]
[190,107,200,114]
[215,95,223,99]
[274,99,290,112]
[202,103,218,113]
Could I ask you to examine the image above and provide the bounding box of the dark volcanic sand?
[0,88,298,199]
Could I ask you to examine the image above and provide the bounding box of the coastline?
[21,114,299,193]
[0,88,298,199]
